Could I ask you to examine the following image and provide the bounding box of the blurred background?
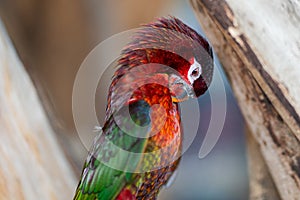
[0,0,248,199]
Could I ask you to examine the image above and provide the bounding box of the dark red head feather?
[113,16,213,102]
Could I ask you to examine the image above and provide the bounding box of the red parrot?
[73,16,214,200]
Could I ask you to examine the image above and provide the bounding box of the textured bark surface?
[0,0,92,173]
[0,20,76,199]
[246,127,280,200]
[190,0,300,199]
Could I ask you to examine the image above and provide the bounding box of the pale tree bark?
[0,0,93,172]
[190,0,300,199]
[0,20,76,200]
[246,126,280,200]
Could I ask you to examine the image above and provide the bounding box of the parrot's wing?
[74,100,151,200]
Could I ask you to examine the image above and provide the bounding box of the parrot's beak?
[169,74,195,102]
[192,76,209,97]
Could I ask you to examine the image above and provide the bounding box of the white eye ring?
[188,58,202,84]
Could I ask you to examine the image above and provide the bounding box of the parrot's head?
[166,47,213,102]
[117,16,214,102]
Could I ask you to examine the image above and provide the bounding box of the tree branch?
[0,19,76,199]
[190,0,300,199]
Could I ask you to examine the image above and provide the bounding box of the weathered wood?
[0,0,93,174]
[246,126,281,200]
[0,20,76,199]
[224,0,300,139]
[190,0,300,199]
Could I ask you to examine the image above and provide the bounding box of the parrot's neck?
[129,80,182,149]
[109,64,185,150]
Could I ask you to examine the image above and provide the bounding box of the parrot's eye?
[191,68,199,77]
[188,58,202,84]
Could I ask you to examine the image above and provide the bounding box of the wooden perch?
[0,20,76,199]
[190,0,300,199]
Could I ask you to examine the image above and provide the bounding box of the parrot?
[73,16,214,200]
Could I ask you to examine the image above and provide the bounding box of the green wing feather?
[74,100,151,200]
